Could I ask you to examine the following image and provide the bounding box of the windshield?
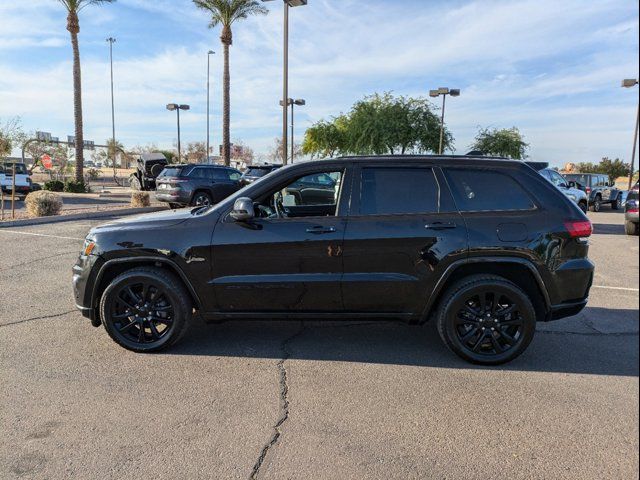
[158,167,186,178]
[0,163,28,175]
[564,174,590,186]
[245,168,273,178]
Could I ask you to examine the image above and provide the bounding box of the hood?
[91,207,195,234]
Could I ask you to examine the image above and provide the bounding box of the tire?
[436,274,536,365]
[191,191,212,207]
[578,200,588,213]
[99,267,192,353]
[589,195,602,212]
[129,175,142,191]
[625,221,639,236]
[611,195,622,210]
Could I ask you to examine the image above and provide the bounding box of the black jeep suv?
[155,164,242,208]
[73,156,594,365]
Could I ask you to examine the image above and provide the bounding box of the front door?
[210,167,350,313]
[341,166,467,315]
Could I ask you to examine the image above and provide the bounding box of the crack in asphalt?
[0,310,76,327]
[250,321,306,480]
[0,250,78,272]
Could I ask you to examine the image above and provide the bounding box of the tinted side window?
[444,168,535,212]
[360,167,440,215]
[189,168,208,179]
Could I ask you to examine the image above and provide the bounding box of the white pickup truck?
[0,161,32,199]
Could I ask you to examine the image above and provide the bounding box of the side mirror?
[230,197,255,221]
[567,181,576,188]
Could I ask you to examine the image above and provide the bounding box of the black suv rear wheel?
[99,267,191,352]
[436,275,536,365]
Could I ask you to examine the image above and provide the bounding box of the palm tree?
[193,0,268,166]
[57,0,115,183]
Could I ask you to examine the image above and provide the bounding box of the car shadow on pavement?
[168,308,639,377]
[592,223,627,235]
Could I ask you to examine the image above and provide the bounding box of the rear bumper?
[155,191,191,205]
[549,299,588,320]
[545,258,594,321]
[625,211,639,223]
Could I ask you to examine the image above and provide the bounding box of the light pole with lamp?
[280,98,305,162]
[262,0,308,165]
[166,103,190,162]
[106,37,117,167]
[429,87,460,154]
[622,78,639,190]
[207,50,215,163]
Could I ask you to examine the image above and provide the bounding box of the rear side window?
[444,168,535,212]
[360,167,440,215]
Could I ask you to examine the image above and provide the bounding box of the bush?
[64,179,89,193]
[25,191,63,217]
[131,191,150,208]
[43,180,64,192]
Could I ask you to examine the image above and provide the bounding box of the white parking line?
[0,230,84,241]
[592,285,639,293]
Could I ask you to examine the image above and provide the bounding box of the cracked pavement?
[0,211,638,479]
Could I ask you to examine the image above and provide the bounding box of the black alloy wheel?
[192,191,212,207]
[100,268,191,352]
[437,275,536,365]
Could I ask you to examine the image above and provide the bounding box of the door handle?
[306,225,337,234]
[425,222,457,230]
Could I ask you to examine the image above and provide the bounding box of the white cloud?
[0,0,638,165]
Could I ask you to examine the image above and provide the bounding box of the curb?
[0,206,166,228]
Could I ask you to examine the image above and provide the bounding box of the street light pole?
[262,0,308,165]
[167,104,190,163]
[207,50,215,163]
[106,37,116,167]
[291,99,305,163]
[622,79,639,190]
[429,87,460,155]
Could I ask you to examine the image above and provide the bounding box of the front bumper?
[72,254,102,326]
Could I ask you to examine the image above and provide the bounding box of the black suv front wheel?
[436,275,536,365]
[99,267,191,352]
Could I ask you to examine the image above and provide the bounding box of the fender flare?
[91,256,203,311]
[421,256,551,321]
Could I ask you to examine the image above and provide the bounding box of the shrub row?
[43,179,90,193]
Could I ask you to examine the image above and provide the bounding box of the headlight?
[83,238,97,256]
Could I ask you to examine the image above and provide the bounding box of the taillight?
[585,187,592,194]
[168,177,188,186]
[565,220,593,238]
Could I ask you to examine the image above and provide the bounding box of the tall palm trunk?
[68,11,84,182]
[221,27,232,166]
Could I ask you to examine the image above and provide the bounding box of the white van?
[0,161,32,199]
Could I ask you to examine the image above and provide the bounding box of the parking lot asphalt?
[0,210,638,479]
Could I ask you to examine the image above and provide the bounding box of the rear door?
[341,165,467,315]
[600,175,612,202]
[210,168,242,202]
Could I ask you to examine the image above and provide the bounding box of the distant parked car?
[155,164,242,208]
[129,153,168,191]
[625,185,639,235]
[539,168,588,213]
[239,164,281,186]
[563,173,623,212]
[0,161,32,199]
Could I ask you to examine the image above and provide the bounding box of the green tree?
[302,93,450,158]
[0,117,26,160]
[193,0,268,166]
[57,0,115,182]
[471,127,529,159]
[577,157,631,180]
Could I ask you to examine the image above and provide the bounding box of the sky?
[0,0,638,167]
